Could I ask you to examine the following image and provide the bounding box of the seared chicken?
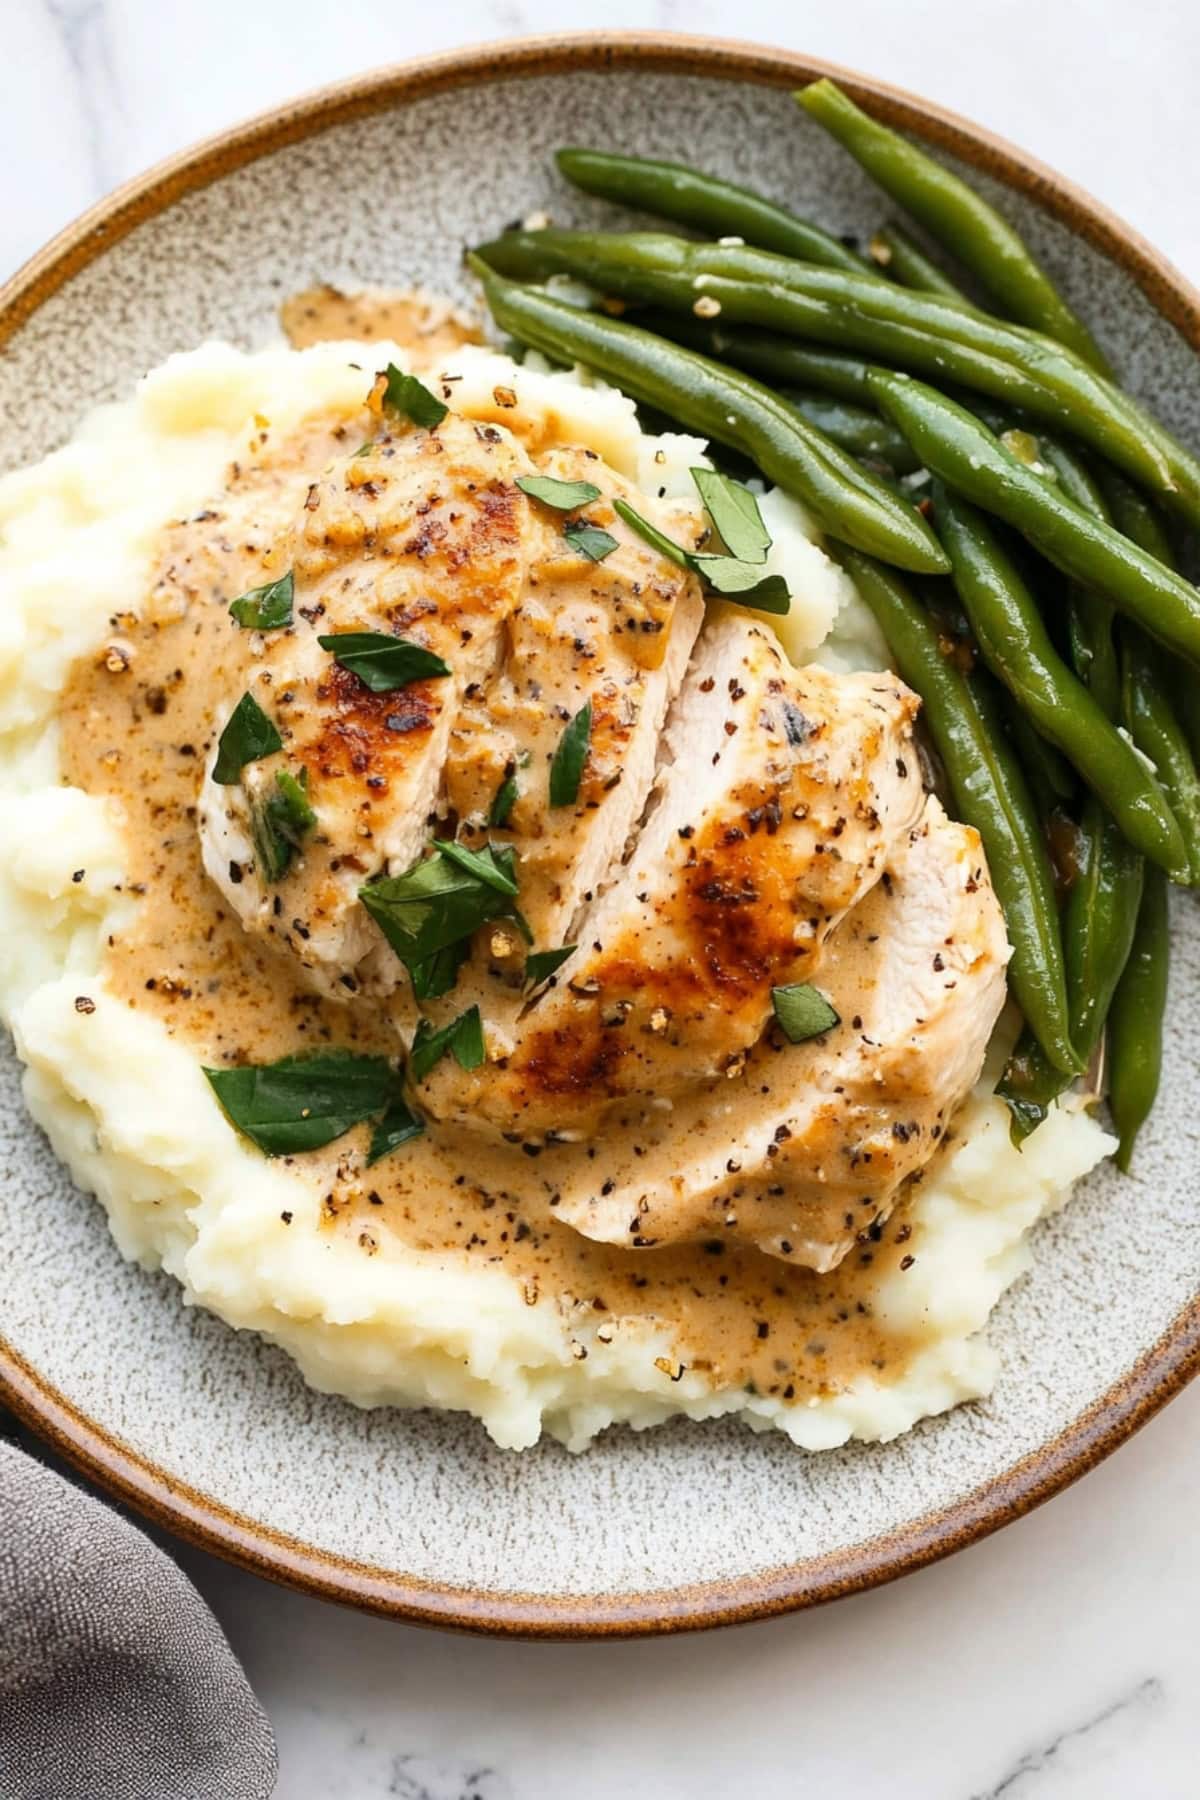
[198,397,1011,1270]
[199,415,539,994]
[550,795,1009,1267]
[422,610,922,1136]
[417,446,703,1049]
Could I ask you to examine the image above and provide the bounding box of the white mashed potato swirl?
[0,338,1113,1452]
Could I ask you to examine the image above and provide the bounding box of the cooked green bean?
[1120,629,1200,884]
[998,800,1144,1138]
[555,148,868,273]
[998,689,1077,809]
[932,484,1187,877]
[636,309,877,402]
[869,373,1200,665]
[992,434,1151,1139]
[830,544,1080,1074]
[474,229,1198,511]
[869,223,971,302]
[795,78,1111,372]
[1020,434,1122,717]
[1107,864,1170,1171]
[786,392,920,472]
[467,256,948,574]
[1017,443,1200,879]
[1097,469,1176,566]
[1097,473,1200,857]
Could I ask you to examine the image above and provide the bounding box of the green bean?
[868,373,1200,666]
[1097,469,1176,566]
[554,148,868,273]
[1098,475,1200,841]
[998,689,1077,809]
[795,78,1111,373]
[868,223,971,302]
[1107,864,1170,1171]
[998,800,1144,1138]
[1020,449,1200,880]
[830,544,1080,1074]
[992,434,1150,1138]
[786,392,920,472]
[473,230,1197,511]
[635,310,877,402]
[932,484,1187,877]
[1023,434,1124,724]
[1120,629,1200,884]
[467,256,948,574]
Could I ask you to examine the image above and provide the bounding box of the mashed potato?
[0,338,1113,1452]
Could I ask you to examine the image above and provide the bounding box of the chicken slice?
[198,414,536,995]
[409,448,704,1054]
[551,795,1010,1268]
[419,609,923,1137]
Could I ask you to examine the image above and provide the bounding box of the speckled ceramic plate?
[2,33,1199,1638]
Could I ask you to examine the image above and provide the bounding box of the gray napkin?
[0,1437,277,1800]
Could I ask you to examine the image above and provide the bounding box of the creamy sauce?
[280,285,482,364]
[55,303,935,1407]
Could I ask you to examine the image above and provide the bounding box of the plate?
[2,33,1199,1637]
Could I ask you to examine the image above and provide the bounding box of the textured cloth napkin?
[0,1436,277,1800]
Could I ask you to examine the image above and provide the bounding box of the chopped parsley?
[772,984,841,1043]
[564,519,619,562]
[381,364,448,427]
[549,701,592,808]
[689,468,771,563]
[408,1006,486,1084]
[524,945,576,990]
[516,473,602,510]
[250,767,316,882]
[212,692,282,785]
[359,842,529,995]
[367,1096,426,1165]
[318,631,450,693]
[613,496,790,616]
[228,570,294,631]
[203,1051,398,1157]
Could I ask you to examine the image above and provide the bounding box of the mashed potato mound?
[0,339,1113,1452]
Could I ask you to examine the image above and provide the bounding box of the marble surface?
[4,1,1200,1795]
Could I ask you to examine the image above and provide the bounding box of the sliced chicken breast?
[420,610,923,1137]
[409,448,704,1056]
[198,414,537,995]
[550,795,1010,1268]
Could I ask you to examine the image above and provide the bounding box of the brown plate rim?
[2,29,1198,1639]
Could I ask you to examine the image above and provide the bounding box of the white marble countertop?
[5,2,1200,1795]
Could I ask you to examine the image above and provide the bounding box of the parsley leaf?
[772,984,840,1043]
[409,1005,486,1083]
[489,770,519,828]
[250,767,316,882]
[524,945,576,989]
[434,837,519,896]
[549,701,592,808]
[213,692,283,785]
[564,520,619,562]
[203,1050,397,1156]
[611,498,692,570]
[691,557,791,614]
[367,1096,425,1164]
[229,570,295,630]
[359,843,529,989]
[409,940,470,1002]
[613,497,791,616]
[516,473,602,510]
[690,469,771,563]
[381,364,448,427]
[318,631,451,693]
